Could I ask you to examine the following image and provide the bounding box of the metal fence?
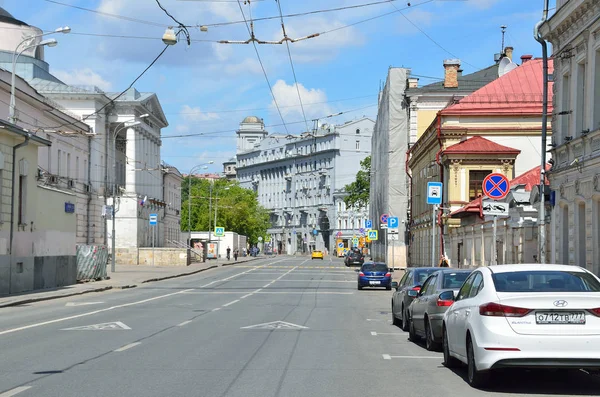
[76,245,108,281]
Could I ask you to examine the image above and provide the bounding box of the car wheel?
[408,316,418,342]
[357,285,362,290]
[400,307,409,332]
[386,286,391,291]
[425,319,441,351]
[467,335,490,388]
[442,326,460,368]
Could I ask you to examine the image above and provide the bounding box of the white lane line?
[371,332,377,336]
[212,308,221,312]
[0,387,32,397]
[177,320,192,327]
[223,300,240,307]
[114,342,141,352]
[382,354,392,360]
[372,332,405,335]
[0,288,193,337]
[254,291,353,295]
[387,355,442,359]
[226,279,355,283]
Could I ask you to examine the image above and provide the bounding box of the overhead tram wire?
[236,0,290,134]
[275,0,310,133]
[388,1,480,70]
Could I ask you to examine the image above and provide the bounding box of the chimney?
[443,59,461,88]
[504,46,514,61]
[408,77,419,89]
[520,54,533,63]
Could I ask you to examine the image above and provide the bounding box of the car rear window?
[362,264,388,272]
[415,269,437,284]
[442,272,471,289]
[492,271,600,292]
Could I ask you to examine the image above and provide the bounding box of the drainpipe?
[405,149,412,264]
[434,113,445,257]
[103,106,114,247]
[9,134,31,257]
[86,135,92,244]
[534,0,549,263]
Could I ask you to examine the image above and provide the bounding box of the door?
[446,272,476,358]
[393,271,410,318]
[412,274,437,334]
[453,272,483,358]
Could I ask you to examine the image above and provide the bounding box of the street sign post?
[387,216,399,268]
[365,219,372,229]
[352,237,359,247]
[215,227,225,237]
[149,214,157,267]
[426,182,443,266]
[482,173,510,266]
[482,200,509,217]
[388,216,399,228]
[380,214,388,224]
[367,230,378,241]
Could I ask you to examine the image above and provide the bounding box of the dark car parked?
[407,269,472,351]
[391,267,438,331]
[344,249,364,267]
[357,262,393,290]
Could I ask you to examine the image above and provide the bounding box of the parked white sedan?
[442,264,600,388]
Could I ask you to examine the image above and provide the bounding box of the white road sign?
[482,199,509,217]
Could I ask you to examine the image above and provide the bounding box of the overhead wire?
[235,0,290,134]
[155,0,192,45]
[275,0,310,133]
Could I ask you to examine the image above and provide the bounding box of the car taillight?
[359,272,364,277]
[479,302,531,317]
[436,299,453,307]
[588,308,600,317]
[385,273,391,277]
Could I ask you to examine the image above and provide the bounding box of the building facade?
[407,57,553,267]
[235,117,374,255]
[162,162,183,246]
[223,157,236,181]
[540,0,600,275]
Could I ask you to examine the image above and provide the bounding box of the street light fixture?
[110,114,149,273]
[9,26,70,124]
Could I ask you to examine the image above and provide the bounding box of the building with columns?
[540,0,600,275]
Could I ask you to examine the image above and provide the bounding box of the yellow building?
[407,58,553,267]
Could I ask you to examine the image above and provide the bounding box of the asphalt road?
[1,256,600,397]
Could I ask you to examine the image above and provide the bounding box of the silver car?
[408,269,472,351]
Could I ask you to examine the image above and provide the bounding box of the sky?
[1,0,556,174]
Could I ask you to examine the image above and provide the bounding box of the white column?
[126,127,137,193]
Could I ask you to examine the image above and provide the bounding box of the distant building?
[185,173,222,181]
[540,0,600,274]
[223,157,236,181]
[235,116,374,254]
[162,162,183,247]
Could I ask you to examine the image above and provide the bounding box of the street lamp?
[9,26,70,124]
[110,114,149,273]
[187,162,214,250]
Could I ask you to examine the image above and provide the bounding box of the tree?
[181,178,270,244]
[343,155,371,209]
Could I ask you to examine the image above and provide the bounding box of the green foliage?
[181,178,270,244]
[343,155,371,209]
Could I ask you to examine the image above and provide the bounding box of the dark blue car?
[357,262,392,290]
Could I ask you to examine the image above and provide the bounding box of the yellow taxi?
[311,250,324,260]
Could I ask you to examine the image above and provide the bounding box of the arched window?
[356,129,360,134]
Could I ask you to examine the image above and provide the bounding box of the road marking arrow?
[61,321,131,331]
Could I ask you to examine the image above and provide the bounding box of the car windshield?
[492,271,600,292]
[415,269,437,284]
[442,272,471,289]
[362,264,388,272]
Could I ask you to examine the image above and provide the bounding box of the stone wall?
[0,255,76,295]
[115,247,189,266]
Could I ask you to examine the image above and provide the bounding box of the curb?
[141,265,218,283]
[0,286,114,308]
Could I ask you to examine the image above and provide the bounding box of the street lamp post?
[9,26,70,124]
[110,115,149,273]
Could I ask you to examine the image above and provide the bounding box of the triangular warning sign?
[62,321,131,331]
[241,321,308,330]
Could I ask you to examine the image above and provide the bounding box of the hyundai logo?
[553,300,568,307]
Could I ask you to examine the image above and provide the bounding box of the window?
[594,50,600,129]
[356,128,360,134]
[415,269,437,284]
[562,73,571,138]
[442,271,471,289]
[57,150,62,176]
[456,273,476,301]
[576,62,586,135]
[577,202,586,267]
[18,175,26,224]
[468,170,491,201]
[355,141,360,151]
[76,156,79,180]
[468,273,484,298]
[421,275,437,295]
[67,153,71,178]
[562,205,569,265]
[492,271,600,292]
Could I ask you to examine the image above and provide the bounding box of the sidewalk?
[0,256,260,308]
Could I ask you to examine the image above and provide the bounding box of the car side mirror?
[439,290,455,302]
[392,281,399,289]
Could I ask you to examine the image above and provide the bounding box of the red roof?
[443,136,520,155]
[450,164,550,219]
[441,58,554,116]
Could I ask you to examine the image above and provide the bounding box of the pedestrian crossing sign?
[215,227,225,237]
[367,230,378,241]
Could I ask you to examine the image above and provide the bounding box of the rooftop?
[443,136,521,155]
[408,63,499,95]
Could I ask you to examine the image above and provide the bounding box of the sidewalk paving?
[0,256,261,308]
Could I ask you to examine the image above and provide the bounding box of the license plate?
[369,281,381,285]
[535,311,586,325]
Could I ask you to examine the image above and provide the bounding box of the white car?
[442,264,600,388]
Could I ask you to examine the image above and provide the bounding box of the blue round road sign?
[482,173,510,200]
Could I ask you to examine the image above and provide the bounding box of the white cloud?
[271,80,332,120]
[180,105,220,122]
[53,68,113,90]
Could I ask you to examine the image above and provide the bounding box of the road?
[1,256,599,397]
